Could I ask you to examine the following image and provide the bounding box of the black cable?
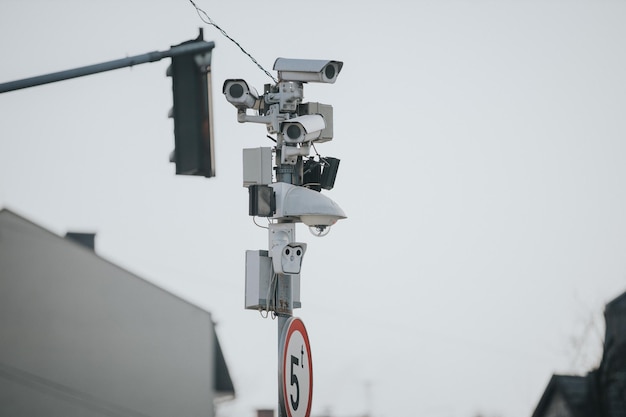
[188,0,278,83]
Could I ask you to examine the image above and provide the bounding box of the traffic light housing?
[167,30,215,177]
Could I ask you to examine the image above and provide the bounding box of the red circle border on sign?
[282,317,313,417]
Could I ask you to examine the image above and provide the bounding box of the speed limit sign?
[279,317,313,417]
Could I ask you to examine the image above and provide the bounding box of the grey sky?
[1,1,626,417]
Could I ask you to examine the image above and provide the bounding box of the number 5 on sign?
[280,318,313,417]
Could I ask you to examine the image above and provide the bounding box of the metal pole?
[274,145,301,417]
[277,313,289,417]
[0,41,214,94]
[276,273,293,417]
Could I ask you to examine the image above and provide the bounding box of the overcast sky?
[2,1,626,417]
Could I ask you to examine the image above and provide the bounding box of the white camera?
[271,242,307,275]
[223,79,260,109]
[269,223,307,274]
[282,114,326,143]
[273,58,343,84]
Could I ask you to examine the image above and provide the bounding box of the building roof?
[531,374,599,417]
[0,208,234,416]
[600,291,626,417]
[601,290,626,371]
[605,291,626,316]
[532,290,626,417]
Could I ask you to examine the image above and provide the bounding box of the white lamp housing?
[270,182,347,226]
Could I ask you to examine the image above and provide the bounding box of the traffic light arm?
[0,40,215,94]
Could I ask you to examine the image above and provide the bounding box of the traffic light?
[167,30,215,177]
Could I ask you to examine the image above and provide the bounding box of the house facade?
[531,291,626,417]
[0,208,234,416]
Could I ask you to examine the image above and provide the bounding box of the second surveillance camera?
[271,242,307,275]
[282,114,326,143]
[274,58,343,84]
[223,79,259,109]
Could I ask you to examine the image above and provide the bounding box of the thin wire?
[311,143,330,167]
[259,262,278,320]
[303,146,330,189]
[188,0,278,83]
[266,272,277,318]
[311,142,320,157]
[252,216,269,230]
[267,261,276,316]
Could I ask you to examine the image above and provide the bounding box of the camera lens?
[324,64,336,80]
[229,83,244,98]
[286,125,302,140]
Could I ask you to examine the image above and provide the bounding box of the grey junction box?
[245,250,300,310]
[243,147,273,187]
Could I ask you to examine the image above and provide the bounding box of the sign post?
[279,318,313,417]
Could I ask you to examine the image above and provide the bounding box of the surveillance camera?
[281,114,326,143]
[273,58,343,84]
[309,224,331,237]
[223,79,260,109]
[271,242,307,275]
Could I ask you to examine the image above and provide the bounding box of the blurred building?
[531,291,626,417]
[0,208,234,416]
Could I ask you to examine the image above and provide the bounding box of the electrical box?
[249,184,275,217]
[320,157,340,190]
[243,147,273,187]
[245,250,301,311]
[245,250,272,310]
[292,275,301,309]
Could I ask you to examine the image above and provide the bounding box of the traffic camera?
[223,79,260,110]
[273,58,343,83]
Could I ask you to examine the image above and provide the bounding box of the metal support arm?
[0,41,215,94]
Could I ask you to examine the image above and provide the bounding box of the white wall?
[0,210,216,417]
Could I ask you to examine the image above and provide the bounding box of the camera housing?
[223,79,260,109]
[282,114,326,143]
[269,223,307,274]
[273,58,343,84]
[271,242,307,275]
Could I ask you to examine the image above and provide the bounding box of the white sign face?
[280,318,313,417]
